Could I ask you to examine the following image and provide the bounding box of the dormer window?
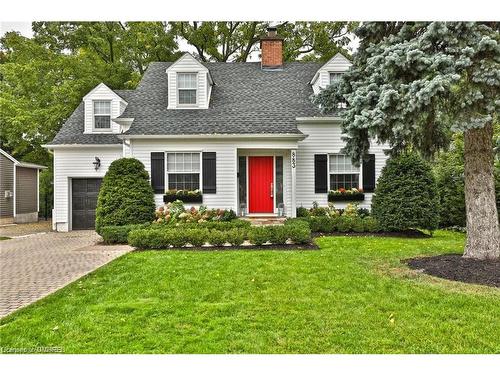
[329,72,342,85]
[93,100,111,130]
[177,73,198,105]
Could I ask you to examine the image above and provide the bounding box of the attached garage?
[71,178,102,230]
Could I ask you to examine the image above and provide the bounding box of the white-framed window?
[177,73,198,105]
[166,152,201,190]
[93,100,111,129]
[329,72,342,85]
[329,154,360,190]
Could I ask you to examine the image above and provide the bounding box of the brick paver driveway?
[0,231,131,318]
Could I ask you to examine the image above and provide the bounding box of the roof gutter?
[117,133,308,141]
[42,144,123,150]
[296,116,342,123]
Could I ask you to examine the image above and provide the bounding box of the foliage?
[38,165,53,219]
[128,222,311,249]
[312,22,500,161]
[100,223,151,244]
[171,21,356,62]
[433,134,467,227]
[95,158,156,234]
[372,153,439,232]
[155,202,237,224]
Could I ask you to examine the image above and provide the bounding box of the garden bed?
[405,254,500,287]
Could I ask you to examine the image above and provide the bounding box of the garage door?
[72,178,102,230]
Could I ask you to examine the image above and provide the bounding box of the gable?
[311,53,352,94]
[83,83,128,134]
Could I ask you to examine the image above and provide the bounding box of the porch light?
[93,157,101,171]
[239,203,247,217]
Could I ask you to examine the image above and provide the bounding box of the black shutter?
[314,154,328,193]
[362,154,376,192]
[151,152,165,194]
[202,152,216,194]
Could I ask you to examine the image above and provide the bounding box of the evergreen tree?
[313,22,500,260]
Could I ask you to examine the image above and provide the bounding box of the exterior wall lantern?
[93,157,101,171]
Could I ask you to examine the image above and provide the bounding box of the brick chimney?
[260,26,284,70]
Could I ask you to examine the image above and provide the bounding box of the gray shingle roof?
[49,61,322,145]
[48,90,134,145]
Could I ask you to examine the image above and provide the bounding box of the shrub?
[357,208,371,218]
[95,158,156,234]
[268,225,289,245]
[225,228,246,246]
[310,201,328,216]
[155,203,239,224]
[372,153,439,232]
[352,217,365,233]
[337,216,354,232]
[208,230,227,246]
[308,216,336,233]
[296,206,310,218]
[100,223,150,244]
[166,220,251,231]
[363,217,379,232]
[433,135,466,227]
[184,228,209,247]
[248,226,270,246]
[286,224,311,244]
[128,228,166,249]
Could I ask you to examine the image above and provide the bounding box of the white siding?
[131,138,298,211]
[296,121,389,209]
[52,147,122,231]
[312,53,352,94]
[166,54,212,109]
[83,83,126,134]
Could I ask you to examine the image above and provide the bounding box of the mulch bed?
[313,229,430,239]
[405,254,500,288]
[134,243,320,252]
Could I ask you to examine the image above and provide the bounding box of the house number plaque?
[291,150,296,169]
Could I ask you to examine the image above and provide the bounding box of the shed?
[0,149,47,224]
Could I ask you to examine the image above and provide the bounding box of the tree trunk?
[463,123,500,260]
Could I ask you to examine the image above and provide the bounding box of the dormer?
[310,53,352,95]
[166,53,214,109]
[83,83,127,134]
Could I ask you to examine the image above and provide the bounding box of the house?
[0,149,46,224]
[45,27,389,232]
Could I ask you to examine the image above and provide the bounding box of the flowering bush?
[155,201,236,224]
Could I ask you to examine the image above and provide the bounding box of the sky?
[0,21,358,61]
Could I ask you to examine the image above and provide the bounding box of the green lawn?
[1,231,498,353]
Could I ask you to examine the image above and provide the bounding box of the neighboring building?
[45,27,389,232]
[0,149,46,224]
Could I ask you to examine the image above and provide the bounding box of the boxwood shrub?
[95,158,156,234]
[100,223,151,244]
[128,222,312,249]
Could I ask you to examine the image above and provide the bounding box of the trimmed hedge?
[100,223,151,244]
[128,223,311,250]
[372,153,439,232]
[287,216,380,234]
[100,219,250,244]
[95,158,156,234]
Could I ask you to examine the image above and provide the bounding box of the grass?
[0,230,498,353]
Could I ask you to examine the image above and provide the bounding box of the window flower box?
[328,188,365,202]
[163,189,203,204]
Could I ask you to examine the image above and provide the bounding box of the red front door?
[248,156,274,213]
